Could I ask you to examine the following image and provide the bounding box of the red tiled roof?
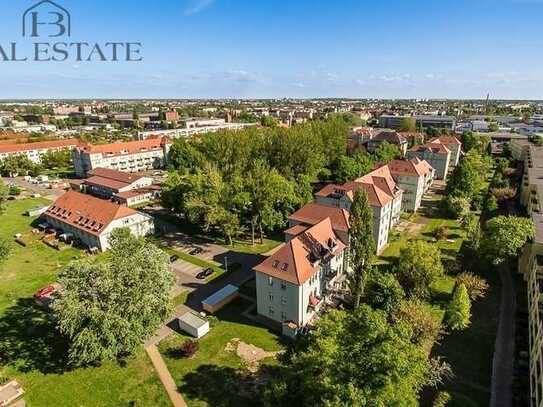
[0,139,80,154]
[371,130,407,144]
[408,143,451,155]
[388,158,434,177]
[428,136,461,145]
[284,224,309,237]
[44,191,137,236]
[254,218,345,286]
[78,137,168,156]
[88,167,145,184]
[288,202,350,233]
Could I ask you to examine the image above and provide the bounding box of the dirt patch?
[225,338,280,372]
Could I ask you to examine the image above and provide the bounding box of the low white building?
[42,190,154,251]
[0,139,81,164]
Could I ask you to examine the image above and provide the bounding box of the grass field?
[0,198,170,407]
[159,298,284,407]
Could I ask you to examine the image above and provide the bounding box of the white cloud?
[184,0,215,16]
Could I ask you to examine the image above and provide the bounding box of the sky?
[0,0,542,99]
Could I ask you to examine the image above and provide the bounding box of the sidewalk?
[146,344,188,407]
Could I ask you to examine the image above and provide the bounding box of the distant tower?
[485,93,490,112]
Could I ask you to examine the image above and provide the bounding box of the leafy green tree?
[40,149,72,169]
[446,150,491,200]
[446,283,471,330]
[333,152,374,184]
[482,216,535,264]
[349,190,375,308]
[0,154,41,177]
[260,116,277,127]
[433,391,452,407]
[374,141,402,163]
[364,269,405,313]
[0,178,8,213]
[264,306,430,406]
[461,213,482,250]
[392,299,441,348]
[488,122,499,132]
[396,240,445,299]
[53,229,173,365]
[445,196,470,219]
[400,117,417,132]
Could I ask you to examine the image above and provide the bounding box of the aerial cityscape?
[0,1,542,407]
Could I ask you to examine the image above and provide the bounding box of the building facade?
[428,136,462,166]
[72,137,171,177]
[0,139,81,164]
[388,158,435,212]
[406,143,451,180]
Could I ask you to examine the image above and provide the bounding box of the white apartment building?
[407,143,451,180]
[0,139,81,164]
[42,190,154,251]
[72,137,171,177]
[388,158,435,212]
[254,218,348,337]
[136,122,256,141]
[428,136,462,166]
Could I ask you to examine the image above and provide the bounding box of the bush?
[446,283,471,331]
[456,272,489,301]
[434,226,448,240]
[444,196,470,219]
[364,270,405,313]
[0,375,9,385]
[180,339,199,358]
[433,391,451,407]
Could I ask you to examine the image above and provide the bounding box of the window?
[269,306,274,316]
[281,296,287,305]
[281,312,287,321]
[268,276,273,286]
[281,282,287,290]
[269,292,274,302]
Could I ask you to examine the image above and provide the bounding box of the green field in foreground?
[0,198,169,406]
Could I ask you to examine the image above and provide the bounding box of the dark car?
[169,255,179,263]
[190,247,203,255]
[196,268,214,280]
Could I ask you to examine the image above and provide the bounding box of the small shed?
[177,312,210,338]
[202,284,239,314]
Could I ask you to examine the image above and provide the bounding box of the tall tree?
[374,141,402,163]
[364,269,405,313]
[396,240,444,299]
[446,283,471,330]
[349,189,375,308]
[400,117,417,132]
[482,216,535,265]
[53,229,173,365]
[263,306,430,406]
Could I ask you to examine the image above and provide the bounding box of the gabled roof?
[371,130,407,144]
[408,143,451,155]
[88,167,145,184]
[254,218,345,286]
[428,136,461,145]
[44,191,138,236]
[77,137,169,156]
[388,158,434,177]
[288,202,350,233]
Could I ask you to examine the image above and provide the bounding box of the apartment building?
[287,202,350,245]
[0,139,81,164]
[428,136,462,166]
[378,114,456,130]
[77,167,160,207]
[42,191,154,251]
[254,218,348,337]
[388,158,435,212]
[406,143,451,180]
[136,122,256,140]
[512,139,534,161]
[366,130,408,156]
[315,165,403,254]
[72,137,171,177]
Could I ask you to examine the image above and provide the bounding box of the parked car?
[196,268,214,280]
[170,255,179,263]
[189,247,203,255]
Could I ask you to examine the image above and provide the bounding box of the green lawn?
[0,198,170,407]
[159,298,284,407]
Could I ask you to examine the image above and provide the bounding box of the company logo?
[1,1,143,62]
[22,0,71,38]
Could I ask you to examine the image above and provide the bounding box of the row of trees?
[0,149,72,177]
[162,118,351,245]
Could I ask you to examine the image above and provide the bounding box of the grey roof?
[178,312,208,329]
[202,284,238,306]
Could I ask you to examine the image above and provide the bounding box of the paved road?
[490,263,515,407]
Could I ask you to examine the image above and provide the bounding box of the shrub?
[434,226,448,240]
[456,272,489,301]
[446,283,471,331]
[433,391,451,407]
[364,270,405,313]
[445,196,470,219]
[180,339,199,358]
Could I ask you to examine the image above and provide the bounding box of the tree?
[456,272,489,301]
[396,240,445,299]
[400,117,417,132]
[349,189,375,308]
[374,141,402,163]
[481,216,535,265]
[488,122,499,132]
[0,154,41,177]
[260,116,277,127]
[392,299,441,348]
[40,149,72,169]
[53,229,174,365]
[333,152,374,184]
[364,269,405,313]
[265,306,431,406]
[433,391,452,407]
[444,196,470,219]
[446,283,471,330]
[446,150,491,201]
[461,213,482,250]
